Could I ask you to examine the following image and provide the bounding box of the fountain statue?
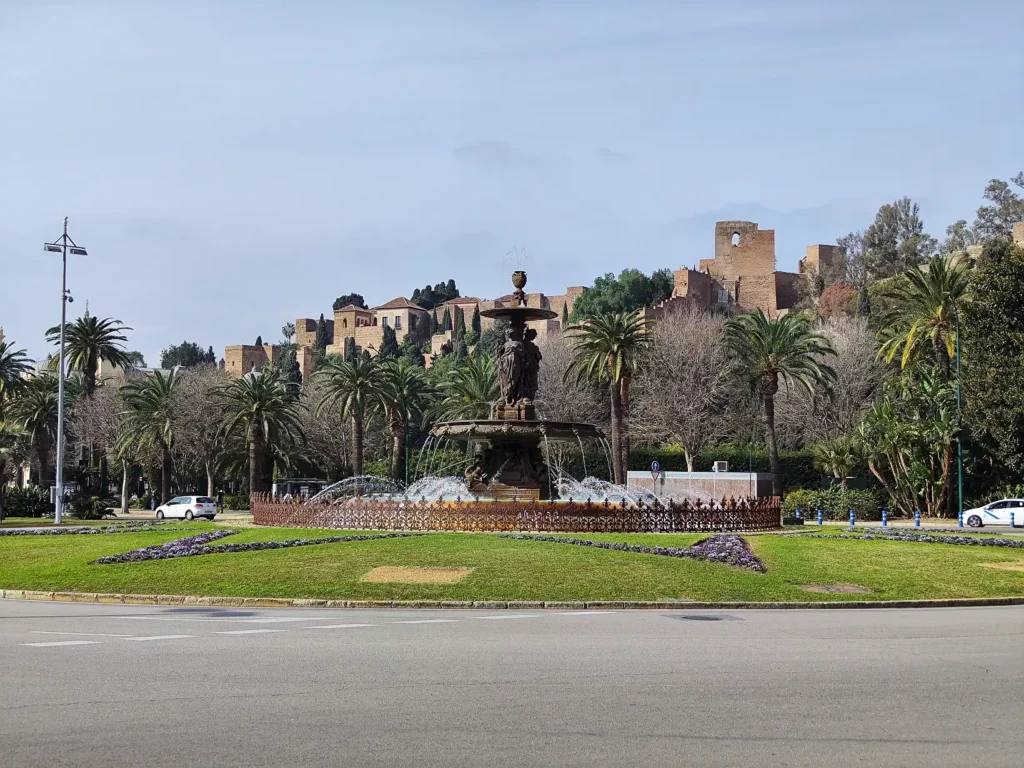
[430,271,605,500]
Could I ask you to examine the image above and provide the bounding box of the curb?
[2,589,1023,610]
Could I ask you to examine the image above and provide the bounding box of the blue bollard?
[849,509,855,528]
[914,509,921,527]
[881,509,888,527]
[1012,512,1016,528]
[817,509,823,526]
[796,508,802,520]
[958,510,964,529]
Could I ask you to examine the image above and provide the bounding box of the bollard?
[796,508,802,520]
[914,509,921,527]
[958,510,964,529]
[817,509,823,526]
[849,508,855,528]
[881,508,888,527]
[1012,511,1016,528]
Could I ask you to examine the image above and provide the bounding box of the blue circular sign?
[651,461,660,472]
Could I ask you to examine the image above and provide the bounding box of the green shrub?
[4,486,51,517]
[223,494,248,511]
[67,491,117,520]
[362,460,391,479]
[129,492,153,510]
[782,486,881,520]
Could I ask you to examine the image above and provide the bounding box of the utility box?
[712,461,729,473]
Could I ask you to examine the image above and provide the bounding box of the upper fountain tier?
[479,270,558,324]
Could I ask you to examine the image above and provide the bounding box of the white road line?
[473,615,537,620]
[31,631,136,638]
[307,624,376,629]
[393,619,461,624]
[239,617,323,624]
[556,611,618,615]
[123,635,194,641]
[216,629,286,635]
[22,641,102,647]
[116,616,237,623]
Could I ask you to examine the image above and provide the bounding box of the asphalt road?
[1,600,1021,767]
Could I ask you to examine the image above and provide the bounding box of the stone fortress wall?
[226,220,854,378]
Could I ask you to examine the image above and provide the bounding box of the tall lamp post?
[44,218,87,524]
[952,299,963,526]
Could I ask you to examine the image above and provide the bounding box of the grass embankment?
[1,523,1023,603]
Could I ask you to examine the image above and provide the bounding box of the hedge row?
[628,444,819,492]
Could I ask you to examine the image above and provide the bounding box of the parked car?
[155,496,217,521]
[963,499,1024,528]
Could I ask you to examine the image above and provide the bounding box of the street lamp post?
[44,218,87,524]
[952,300,963,527]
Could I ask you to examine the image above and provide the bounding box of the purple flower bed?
[498,533,767,572]
[0,523,179,537]
[92,531,422,564]
[797,530,1024,549]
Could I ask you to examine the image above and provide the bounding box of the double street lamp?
[44,217,87,524]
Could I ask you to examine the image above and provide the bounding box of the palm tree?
[725,310,836,497]
[810,437,860,490]
[0,420,29,521]
[0,341,33,416]
[376,359,433,482]
[429,355,498,423]
[877,255,969,380]
[217,370,304,495]
[9,376,63,487]
[564,312,650,484]
[313,356,383,477]
[46,313,132,396]
[120,370,179,504]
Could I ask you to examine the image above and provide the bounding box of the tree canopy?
[160,340,214,369]
[568,268,673,321]
[332,293,367,311]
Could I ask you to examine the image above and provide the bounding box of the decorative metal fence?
[251,494,781,533]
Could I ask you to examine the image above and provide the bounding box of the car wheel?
[967,515,982,528]
[156,510,164,520]
[185,511,194,521]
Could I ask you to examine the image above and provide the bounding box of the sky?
[1,0,1021,365]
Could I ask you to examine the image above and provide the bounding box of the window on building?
[395,316,402,330]
[731,232,741,247]
[342,319,348,328]
[381,317,388,327]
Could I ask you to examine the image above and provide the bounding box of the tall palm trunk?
[352,414,364,477]
[37,436,53,487]
[249,417,264,496]
[389,415,406,482]
[619,376,632,479]
[933,336,955,516]
[609,379,624,485]
[160,446,172,504]
[120,459,130,515]
[205,460,215,497]
[761,373,782,498]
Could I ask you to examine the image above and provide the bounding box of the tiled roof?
[371,297,429,311]
[442,296,481,305]
[335,304,372,313]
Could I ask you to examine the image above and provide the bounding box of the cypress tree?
[561,302,569,324]
[442,307,453,332]
[454,306,466,338]
[430,310,440,334]
[378,325,400,359]
[314,313,330,353]
[471,305,481,335]
[255,335,263,346]
[344,337,357,361]
[206,345,216,363]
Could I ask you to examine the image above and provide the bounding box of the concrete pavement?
[1,600,1021,767]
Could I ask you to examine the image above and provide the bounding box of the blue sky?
[1,0,1020,364]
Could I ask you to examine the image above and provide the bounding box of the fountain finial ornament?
[511,270,528,307]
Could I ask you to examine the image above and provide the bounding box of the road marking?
[240,617,323,624]
[556,611,617,615]
[22,641,102,647]
[31,631,136,638]
[123,635,194,641]
[393,619,461,624]
[116,616,236,623]
[474,615,538,620]
[308,624,376,629]
[216,629,287,635]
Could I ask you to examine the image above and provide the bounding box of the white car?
[155,495,218,521]
[963,499,1024,528]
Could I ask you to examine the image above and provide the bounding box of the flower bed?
[498,533,767,572]
[796,530,1024,549]
[92,531,423,564]
[0,523,179,537]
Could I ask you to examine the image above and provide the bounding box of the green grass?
[1,523,1023,602]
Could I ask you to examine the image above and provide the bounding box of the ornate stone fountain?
[430,271,604,500]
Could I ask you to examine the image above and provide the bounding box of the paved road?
[1,600,1021,767]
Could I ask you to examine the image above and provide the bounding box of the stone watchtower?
[698,221,779,314]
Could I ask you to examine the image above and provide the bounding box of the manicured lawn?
[1,523,1023,602]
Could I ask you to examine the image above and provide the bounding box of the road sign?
[650,460,660,480]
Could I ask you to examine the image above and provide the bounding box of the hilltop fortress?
[225,220,843,378]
